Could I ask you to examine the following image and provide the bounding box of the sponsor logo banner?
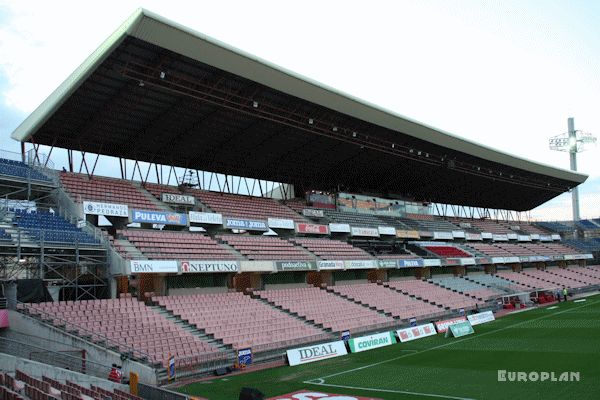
[276,261,317,271]
[225,218,268,231]
[530,234,540,240]
[396,323,437,343]
[519,256,530,263]
[348,331,396,353]
[476,257,492,265]
[296,223,329,235]
[287,341,347,366]
[302,209,324,218]
[161,193,195,205]
[435,316,467,333]
[268,218,295,230]
[459,222,472,228]
[268,391,382,400]
[344,260,377,269]
[237,348,252,367]
[132,210,187,226]
[540,235,553,242]
[507,233,518,240]
[445,321,475,338]
[377,260,398,269]
[396,229,421,239]
[491,257,507,264]
[350,226,380,237]
[467,311,495,326]
[451,230,466,238]
[481,232,493,239]
[317,260,344,270]
[459,258,476,266]
[433,231,454,240]
[378,226,396,236]
[518,235,532,242]
[329,223,351,233]
[465,233,483,241]
[83,201,128,217]
[492,234,509,241]
[398,259,424,268]
[444,258,461,266]
[188,211,223,225]
[181,261,239,273]
[423,259,442,267]
[510,225,521,231]
[505,256,520,263]
[130,260,178,274]
[419,231,434,237]
[551,234,562,241]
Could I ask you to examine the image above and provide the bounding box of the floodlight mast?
[548,117,597,222]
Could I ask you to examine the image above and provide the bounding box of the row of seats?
[12,210,98,244]
[387,280,481,310]
[424,246,472,258]
[429,276,503,300]
[217,235,313,261]
[0,158,51,182]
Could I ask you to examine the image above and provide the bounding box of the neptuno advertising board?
[317,260,344,270]
[467,311,495,326]
[130,260,178,274]
[132,210,187,226]
[286,341,347,366]
[188,211,223,225]
[348,331,396,353]
[396,323,437,343]
[161,193,195,205]
[83,201,128,217]
[181,261,239,273]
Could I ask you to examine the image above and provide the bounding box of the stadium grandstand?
[1,8,600,399]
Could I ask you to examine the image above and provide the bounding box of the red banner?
[295,223,329,235]
[435,316,467,333]
[268,391,381,400]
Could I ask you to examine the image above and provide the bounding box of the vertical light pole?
[549,117,596,221]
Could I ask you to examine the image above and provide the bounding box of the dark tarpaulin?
[17,279,52,303]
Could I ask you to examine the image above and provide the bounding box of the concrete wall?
[5,310,158,385]
[0,353,125,392]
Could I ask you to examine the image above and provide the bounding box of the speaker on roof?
[239,387,265,400]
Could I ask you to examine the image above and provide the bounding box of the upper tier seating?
[429,276,502,300]
[60,172,159,209]
[217,235,314,261]
[576,219,600,230]
[387,280,481,310]
[13,210,98,244]
[466,219,513,234]
[23,298,225,369]
[118,230,237,260]
[329,283,444,320]
[256,287,395,333]
[423,246,472,258]
[0,228,12,242]
[562,239,600,253]
[0,157,51,182]
[155,292,329,352]
[290,238,373,260]
[466,273,530,293]
[322,210,390,228]
[403,214,461,232]
[189,189,306,222]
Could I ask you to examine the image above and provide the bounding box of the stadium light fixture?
[549,117,596,221]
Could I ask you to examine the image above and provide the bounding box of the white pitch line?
[307,382,477,400]
[304,298,599,384]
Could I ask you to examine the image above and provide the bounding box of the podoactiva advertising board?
[347,331,396,353]
[467,311,495,326]
[396,323,437,343]
[286,341,347,366]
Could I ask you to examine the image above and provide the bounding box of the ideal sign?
[130,260,178,274]
[132,210,187,226]
[188,211,223,225]
[83,201,128,217]
[181,261,239,273]
[286,341,347,366]
[295,223,329,235]
[396,323,437,343]
[161,193,195,205]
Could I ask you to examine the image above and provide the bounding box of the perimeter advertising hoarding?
[465,233,483,241]
[317,260,345,270]
[295,223,329,235]
[377,260,398,269]
[276,261,317,271]
[492,234,509,241]
[378,226,396,236]
[435,316,467,333]
[481,232,493,239]
[467,311,495,326]
[286,341,347,366]
[396,323,437,343]
[396,229,420,239]
[347,331,396,353]
[131,210,187,226]
[329,223,351,233]
[188,211,223,225]
[161,193,195,205]
[180,261,239,273]
[129,260,178,274]
[433,231,453,240]
[398,259,424,268]
[518,235,532,242]
[302,209,324,218]
[344,260,377,269]
[451,231,466,238]
[83,201,128,217]
[268,218,295,230]
[224,218,268,231]
[350,226,380,237]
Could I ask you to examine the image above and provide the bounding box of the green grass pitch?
[177,295,600,399]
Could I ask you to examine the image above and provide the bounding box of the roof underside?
[12,10,587,212]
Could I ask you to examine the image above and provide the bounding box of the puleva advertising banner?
[467,311,495,326]
[445,321,475,338]
[435,316,467,333]
[286,341,347,366]
[347,331,396,353]
[396,323,437,343]
[131,210,187,226]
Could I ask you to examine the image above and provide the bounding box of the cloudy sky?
[0,0,599,220]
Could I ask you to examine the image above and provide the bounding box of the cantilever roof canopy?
[12,9,587,211]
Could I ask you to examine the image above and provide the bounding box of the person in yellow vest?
[562,287,568,302]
